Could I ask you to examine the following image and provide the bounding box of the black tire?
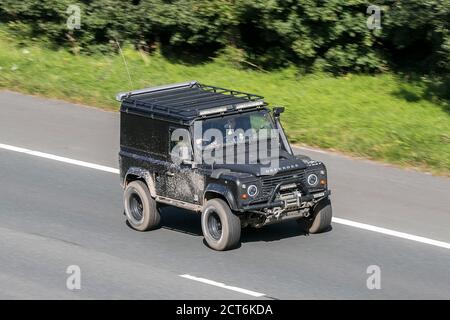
[124,180,160,231]
[201,198,241,251]
[298,198,332,234]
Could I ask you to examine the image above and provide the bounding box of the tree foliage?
[0,0,448,74]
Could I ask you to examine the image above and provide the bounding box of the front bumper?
[240,189,331,212]
[238,187,330,228]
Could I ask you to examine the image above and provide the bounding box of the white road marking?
[180,274,265,297]
[1,142,449,251]
[332,217,450,250]
[0,143,119,174]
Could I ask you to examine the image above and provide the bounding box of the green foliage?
[0,0,448,73]
[381,0,450,73]
[237,0,385,72]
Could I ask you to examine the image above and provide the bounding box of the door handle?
[166,172,175,177]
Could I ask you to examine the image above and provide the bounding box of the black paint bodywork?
[118,82,330,222]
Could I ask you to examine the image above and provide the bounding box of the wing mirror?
[182,158,197,169]
[180,148,198,168]
[273,106,285,118]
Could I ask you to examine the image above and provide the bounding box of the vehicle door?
[160,126,204,205]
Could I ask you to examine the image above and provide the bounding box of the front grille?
[260,170,306,198]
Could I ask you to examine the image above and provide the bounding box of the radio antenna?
[115,38,134,91]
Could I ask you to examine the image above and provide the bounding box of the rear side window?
[120,113,168,157]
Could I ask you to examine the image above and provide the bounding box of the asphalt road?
[0,91,449,299]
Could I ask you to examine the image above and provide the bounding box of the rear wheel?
[124,180,160,231]
[201,199,241,251]
[298,198,332,234]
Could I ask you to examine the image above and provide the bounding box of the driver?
[224,117,244,143]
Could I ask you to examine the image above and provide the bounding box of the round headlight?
[247,185,258,197]
[307,174,318,186]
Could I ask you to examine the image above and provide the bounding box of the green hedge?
[0,0,449,74]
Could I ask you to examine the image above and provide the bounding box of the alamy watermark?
[169,115,283,175]
[66,5,81,30]
[366,265,381,290]
[367,5,382,30]
[66,265,81,290]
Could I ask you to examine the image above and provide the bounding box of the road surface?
[0,91,449,299]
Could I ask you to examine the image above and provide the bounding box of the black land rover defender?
[117,81,332,251]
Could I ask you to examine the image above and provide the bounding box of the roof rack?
[116,81,198,102]
[196,83,263,102]
[117,81,266,123]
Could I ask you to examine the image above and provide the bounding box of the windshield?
[195,110,276,148]
[192,110,292,165]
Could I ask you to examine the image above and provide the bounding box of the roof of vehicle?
[117,81,267,124]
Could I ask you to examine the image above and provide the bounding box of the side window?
[121,113,168,157]
[169,127,193,163]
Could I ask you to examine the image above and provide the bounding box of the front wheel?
[298,198,332,234]
[201,199,241,251]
